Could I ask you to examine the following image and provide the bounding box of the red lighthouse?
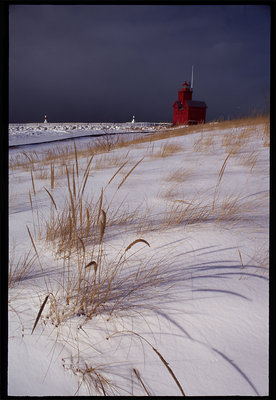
[173,69,207,125]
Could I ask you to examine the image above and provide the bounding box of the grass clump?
[163,192,254,229]
[164,167,193,183]
[193,134,214,152]
[150,142,183,159]
[29,151,163,327]
[42,234,160,327]
[8,249,36,289]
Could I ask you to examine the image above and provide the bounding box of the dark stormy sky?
[9,4,270,123]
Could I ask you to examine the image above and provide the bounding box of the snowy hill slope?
[8,118,269,396]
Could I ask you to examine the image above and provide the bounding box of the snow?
[8,120,269,396]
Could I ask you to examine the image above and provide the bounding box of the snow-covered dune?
[8,118,269,396]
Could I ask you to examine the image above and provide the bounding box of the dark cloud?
[9,4,270,123]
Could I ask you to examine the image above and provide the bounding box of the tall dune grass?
[27,152,166,327]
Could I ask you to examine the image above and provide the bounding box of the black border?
[2,1,274,399]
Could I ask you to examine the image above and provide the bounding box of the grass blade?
[51,162,55,190]
[107,160,128,186]
[125,238,150,253]
[117,157,144,190]
[100,209,106,243]
[85,260,97,272]
[26,225,39,258]
[133,368,151,396]
[97,188,104,225]
[74,141,79,178]
[43,186,57,211]
[152,346,185,396]
[31,294,49,334]
[80,154,94,196]
[30,169,36,195]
